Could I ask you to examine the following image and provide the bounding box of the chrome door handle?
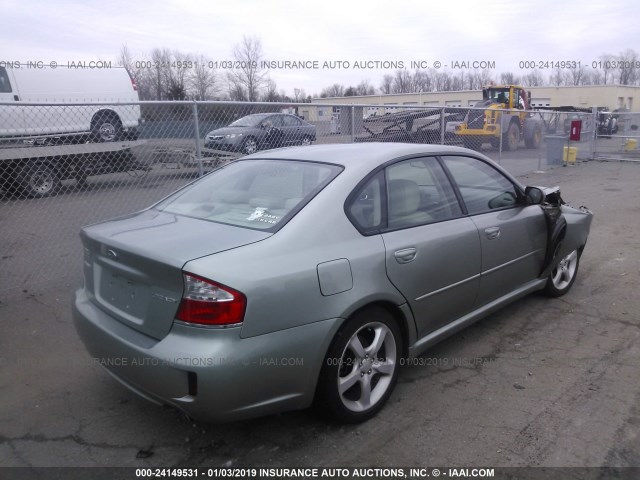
[485,227,500,239]
[394,248,417,264]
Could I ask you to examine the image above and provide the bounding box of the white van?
[0,64,141,142]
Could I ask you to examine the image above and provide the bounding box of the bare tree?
[228,82,246,101]
[432,71,450,91]
[500,72,521,85]
[118,44,135,78]
[477,69,495,88]
[320,84,345,98]
[293,87,307,102]
[411,70,432,92]
[522,70,544,87]
[590,68,603,85]
[568,64,587,86]
[450,72,464,91]
[598,53,615,85]
[190,55,218,100]
[227,36,267,101]
[262,79,280,102]
[549,68,567,87]
[392,69,413,93]
[148,48,173,100]
[617,48,638,85]
[355,80,376,96]
[380,74,393,94]
[118,44,151,99]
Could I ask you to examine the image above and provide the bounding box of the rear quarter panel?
[182,173,411,339]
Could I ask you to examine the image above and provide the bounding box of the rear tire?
[92,112,122,142]
[316,307,402,423]
[524,123,542,149]
[18,163,60,198]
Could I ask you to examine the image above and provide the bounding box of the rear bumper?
[73,288,342,422]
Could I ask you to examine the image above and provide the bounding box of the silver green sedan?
[73,143,592,423]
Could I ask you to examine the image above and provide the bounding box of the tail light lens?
[176,273,246,326]
[128,74,138,91]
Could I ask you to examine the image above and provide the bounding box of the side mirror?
[525,186,545,205]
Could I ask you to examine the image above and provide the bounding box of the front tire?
[316,307,402,423]
[300,136,313,146]
[241,137,258,155]
[504,122,520,151]
[544,249,580,297]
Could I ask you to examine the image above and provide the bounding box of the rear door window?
[0,67,12,93]
[385,157,462,229]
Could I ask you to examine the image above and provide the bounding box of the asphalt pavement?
[0,157,639,470]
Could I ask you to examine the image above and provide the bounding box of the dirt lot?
[0,158,639,470]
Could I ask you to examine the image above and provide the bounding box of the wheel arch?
[90,108,121,128]
[326,300,413,367]
[311,299,413,418]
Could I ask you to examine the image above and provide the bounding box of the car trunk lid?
[81,209,270,340]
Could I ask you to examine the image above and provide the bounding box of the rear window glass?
[156,159,342,231]
[0,67,12,93]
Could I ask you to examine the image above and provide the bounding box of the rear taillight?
[176,273,246,326]
[130,76,138,91]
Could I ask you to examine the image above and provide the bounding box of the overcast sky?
[3,0,638,95]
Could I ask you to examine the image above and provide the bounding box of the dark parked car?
[204,113,316,154]
[73,143,592,423]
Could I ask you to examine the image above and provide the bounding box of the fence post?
[591,106,598,160]
[498,110,504,164]
[350,106,355,143]
[192,101,204,177]
[440,108,446,145]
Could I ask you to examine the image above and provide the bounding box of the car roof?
[244,142,486,169]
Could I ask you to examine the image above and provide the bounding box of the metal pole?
[440,108,446,145]
[591,106,598,161]
[192,101,204,177]
[498,110,504,165]
[350,106,355,143]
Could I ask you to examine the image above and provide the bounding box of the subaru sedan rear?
[73,143,592,423]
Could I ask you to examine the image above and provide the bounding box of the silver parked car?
[73,143,592,423]
[204,113,316,154]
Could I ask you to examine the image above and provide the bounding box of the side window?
[442,156,519,215]
[385,157,462,229]
[282,115,301,126]
[266,115,283,127]
[347,173,383,233]
[0,67,12,93]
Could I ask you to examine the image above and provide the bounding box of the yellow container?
[625,138,638,151]
[563,146,577,163]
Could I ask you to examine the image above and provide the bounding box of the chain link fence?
[0,100,597,298]
[593,111,640,161]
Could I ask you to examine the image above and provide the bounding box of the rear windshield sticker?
[247,207,281,225]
